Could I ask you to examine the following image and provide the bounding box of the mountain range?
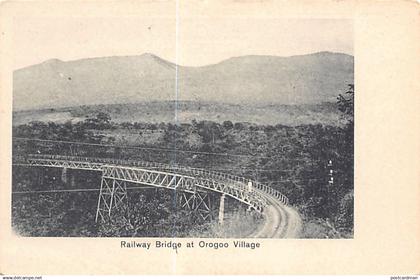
[13,52,353,111]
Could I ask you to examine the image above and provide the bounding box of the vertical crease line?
[172,0,180,274]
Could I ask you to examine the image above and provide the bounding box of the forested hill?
[13,52,353,111]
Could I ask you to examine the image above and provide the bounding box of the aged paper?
[0,0,419,275]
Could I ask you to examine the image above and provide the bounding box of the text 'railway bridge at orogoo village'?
[12,138,302,238]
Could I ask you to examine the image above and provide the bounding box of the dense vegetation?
[12,86,354,238]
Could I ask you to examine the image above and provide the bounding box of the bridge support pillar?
[95,176,128,223]
[218,194,226,225]
[70,172,76,187]
[37,168,44,185]
[61,167,68,184]
[179,191,213,221]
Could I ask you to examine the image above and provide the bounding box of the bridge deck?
[16,154,289,205]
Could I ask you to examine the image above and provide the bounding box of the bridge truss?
[15,154,276,223]
[13,137,290,226]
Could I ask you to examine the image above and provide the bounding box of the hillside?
[13,52,353,111]
[12,101,345,126]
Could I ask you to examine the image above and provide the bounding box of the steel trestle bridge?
[12,138,301,238]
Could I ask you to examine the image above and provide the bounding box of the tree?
[96,112,111,124]
[337,84,354,125]
[234,122,245,131]
[222,120,233,130]
[334,84,354,233]
[84,112,112,129]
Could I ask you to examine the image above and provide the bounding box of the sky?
[13,17,353,69]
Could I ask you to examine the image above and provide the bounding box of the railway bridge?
[12,138,302,238]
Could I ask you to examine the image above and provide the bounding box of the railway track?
[249,189,302,238]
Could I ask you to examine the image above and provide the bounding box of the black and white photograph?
[11,17,354,239]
